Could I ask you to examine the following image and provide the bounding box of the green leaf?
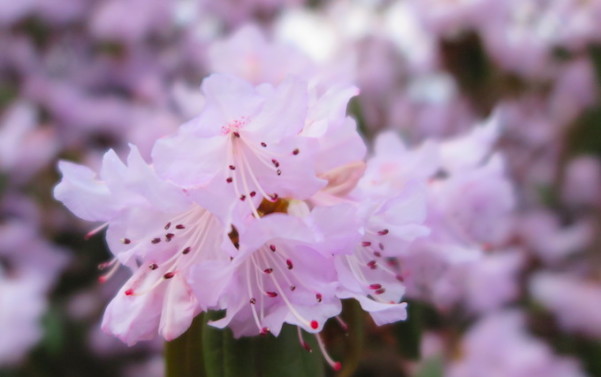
[202,311,325,377]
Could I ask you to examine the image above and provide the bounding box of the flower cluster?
[54,60,510,370]
[3,0,600,375]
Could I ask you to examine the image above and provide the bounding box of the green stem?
[165,314,206,377]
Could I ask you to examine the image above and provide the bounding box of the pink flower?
[447,311,587,377]
[190,204,360,337]
[335,189,429,325]
[55,145,234,344]
[208,24,315,85]
[152,74,328,221]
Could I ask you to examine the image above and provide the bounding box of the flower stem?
[165,314,206,377]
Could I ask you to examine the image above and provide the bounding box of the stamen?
[121,238,132,244]
[310,320,319,330]
[335,316,349,332]
[378,229,389,235]
[266,291,278,298]
[362,241,371,247]
[263,268,273,274]
[163,272,175,279]
[165,233,175,242]
[226,177,233,183]
[297,327,312,352]
[292,148,299,155]
[98,261,120,283]
[260,142,267,147]
[316,293,322,302]
[367,260,377,270]
[151,238,161,244]
[176,224,185,229]
[125,289,134,296]
[84,222,108,240]
[182,247,191,255]
[229,165,236,170]
[369,283,382,289]
[164,222,171,230]
[269,244,276,252]
[286,259,294,270]
[149,263,159,270]
[315,333,342,371]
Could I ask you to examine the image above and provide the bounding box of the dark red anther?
[361,241,372,247]
[286,259,294,269]
[250,191,256,197]
[229,165,236,170]
[290,285,296,291]
[333,362,342,371]
[260,327,270,336]
[233,131,240,138]
[165,233,175,242]
[369,283,382,290]
[163,272,175,279]
[270,193,279,201]
[292,148,299,155]
[374,251,382,258]
[378,229,389,235]
[250,298,256,305]
[182,247,191,255]
[149,263,158,270]
[266,291,278,298]
[276,169,282,176]
[176,224,185,229]
[367,260,377,270]
[151,238,161,244]
[226,177,233,183]
[264,268,273,274]
[260,142,267,147]
[240,195,246,201]
[125,289,134,296]
[375,288,386,295]
[122,238,131,244]
[310,320,319,329]
[271,159,280,167]
[316,293,322,302]
[269,244,276,252]
[379,243,385,250]
[396,274,404,282]
[164,222,171,230]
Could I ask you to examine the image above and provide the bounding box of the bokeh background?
[1,0,600,376]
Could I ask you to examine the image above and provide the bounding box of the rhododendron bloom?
[152,74,326,221]
[55,145,234,344]
[191,204,361,337]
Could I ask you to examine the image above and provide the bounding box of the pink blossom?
[530,273,601,338]
[152,74,328,221]
[208,24,315,85]
[55,145,234,344]
[447,311,586,377]
[190,205,360,337]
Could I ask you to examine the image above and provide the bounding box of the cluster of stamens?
[222,124,301,217]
